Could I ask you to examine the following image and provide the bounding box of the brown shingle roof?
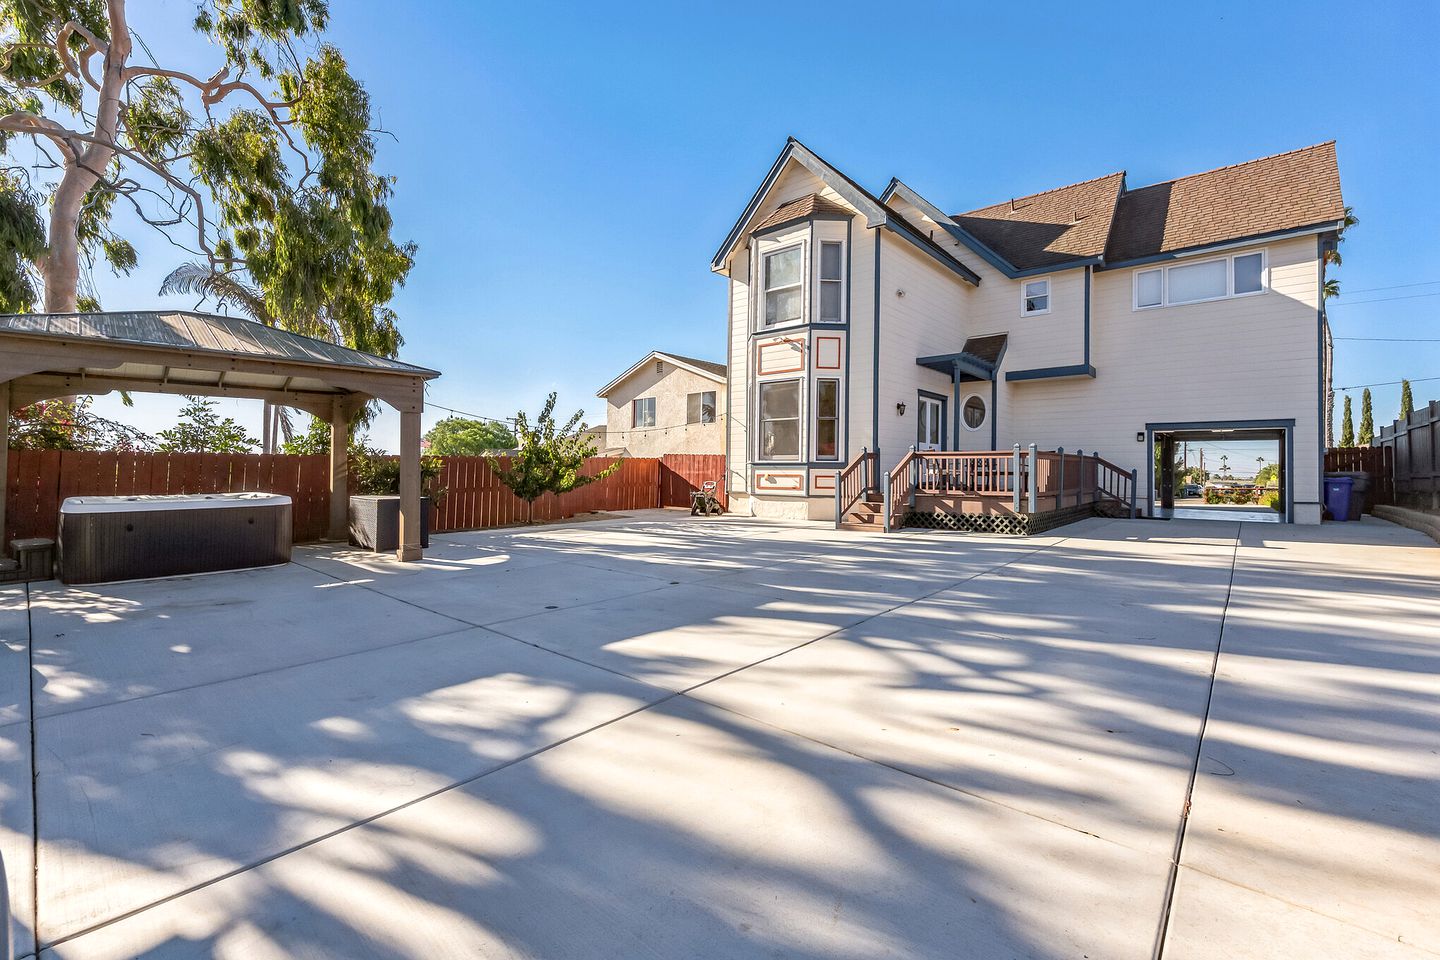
[961,334,1008,367]
[662,353,727,379]
[1105,142,1344,263]
[751,193,852,233]
[951,172,1126,271]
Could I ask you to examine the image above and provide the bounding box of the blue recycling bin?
[1324,476,1354,522]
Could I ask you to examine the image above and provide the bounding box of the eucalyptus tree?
[0,0,413,364]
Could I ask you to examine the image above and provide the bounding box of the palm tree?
[1322,206,1358,301]
[158,264,294,451]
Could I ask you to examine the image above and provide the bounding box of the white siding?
[1004,236,1323,519]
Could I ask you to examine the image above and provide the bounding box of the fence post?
[834,479,842,529]
[1075,450,1084,506]
[861,447,869,497]
[1130,468,1139,518]
[882,470,893,533]
[909,444,918,510]
[1056,447,1065,513]
[1012,443,1022,512]
[1027,443,1038,514]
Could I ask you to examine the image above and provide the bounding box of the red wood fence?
[5,450,725,546]
[658,453,728,510]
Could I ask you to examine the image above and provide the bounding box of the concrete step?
[837,521,884,532]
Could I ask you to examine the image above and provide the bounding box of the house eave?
[1099,221,1347,271]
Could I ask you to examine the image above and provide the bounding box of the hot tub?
[58,493,292,585]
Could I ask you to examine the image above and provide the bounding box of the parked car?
[1182,483,1203,498]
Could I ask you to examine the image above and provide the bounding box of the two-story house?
[712,139,1344,524]
[596,350,727,457]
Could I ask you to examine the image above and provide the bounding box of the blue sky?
[84,0,1440,450]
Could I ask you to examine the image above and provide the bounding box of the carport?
[0,310,440,561]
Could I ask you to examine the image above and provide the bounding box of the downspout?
[1083,265,1092,367]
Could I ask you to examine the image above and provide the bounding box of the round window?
[963,396,987,430]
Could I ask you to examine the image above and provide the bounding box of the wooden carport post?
[0,380,9,553]
[397,406,422,561]
[328,395,350,541]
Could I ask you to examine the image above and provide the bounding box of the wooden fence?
[5,450,724,546]
[658,453,728,510]
[1376,399,1439,511]
[1322,445,1395,513]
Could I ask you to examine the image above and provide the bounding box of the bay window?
[758,380,800,461]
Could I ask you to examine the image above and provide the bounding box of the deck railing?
[833,448,877,528]
[880,445,1138,530]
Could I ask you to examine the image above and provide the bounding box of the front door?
[917,395,944,451]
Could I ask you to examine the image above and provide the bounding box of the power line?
[1334,374,1440,391]
[1334,337,1440,343]
[1329,291,1440,307]
[1337,278,1440,295]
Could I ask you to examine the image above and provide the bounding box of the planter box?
[348,495,430,552]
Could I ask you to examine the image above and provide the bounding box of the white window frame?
[761,243,805,329]
[756,378,803,463]
[961,395,987,432]
[1132,248,1269,310]
[1020,277,1051,317]
[632,396,656,429]
[818,240,845,324]
[687,390,716,425]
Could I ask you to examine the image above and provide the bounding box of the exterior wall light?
[896,401,907,416]
[1136,431,1145,442]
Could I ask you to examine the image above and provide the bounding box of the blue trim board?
[989,377,998,449]
[1316,235,1326,512]
[915,352,994,381]
[1006,363,1096,382]
[1099,220,1347,271]
[872,228,882,460]
[843,218,853,465]
[883,218,981,285]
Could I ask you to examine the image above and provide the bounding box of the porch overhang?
[916,352,995,382]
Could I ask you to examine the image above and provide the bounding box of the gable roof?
[712,139,980,286]
[596,350,727,398]
[960,333,1009,367]
[1104,142,1345,263]
[950,172,1126,273]
[0,310,438,377]
[752,193,852,234]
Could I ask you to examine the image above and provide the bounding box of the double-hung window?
[1021,277,1050,316]
[763,245,803,326]
[819,241,843,322]
[814,379,839,460]
[758,380,800,461]
[1135,250,1267,309]
[687,391,716,424]
[632,396,656,429]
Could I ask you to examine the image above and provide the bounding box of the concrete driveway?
[0,510,1435,959]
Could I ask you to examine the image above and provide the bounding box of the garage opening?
[1151,425,1288,523]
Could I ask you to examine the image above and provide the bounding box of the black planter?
[348,495,431,552]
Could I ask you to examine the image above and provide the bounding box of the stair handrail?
[833,448,876,529]
[885,448,919,531]
[1089,452,1139,516]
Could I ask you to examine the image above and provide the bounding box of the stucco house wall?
[601,357,726,457]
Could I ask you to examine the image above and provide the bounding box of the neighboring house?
[712,138,1345,523]
[596,351,727,456]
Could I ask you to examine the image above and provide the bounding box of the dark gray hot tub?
[58,493,292,585]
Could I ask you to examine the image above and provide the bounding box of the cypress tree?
[1359,388,1374,446]
[1340,395,1354,448]
[1400,379,1414,420]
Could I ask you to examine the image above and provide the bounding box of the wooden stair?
[839,495,886,531]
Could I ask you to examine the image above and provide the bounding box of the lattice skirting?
[901,502,1102,536]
